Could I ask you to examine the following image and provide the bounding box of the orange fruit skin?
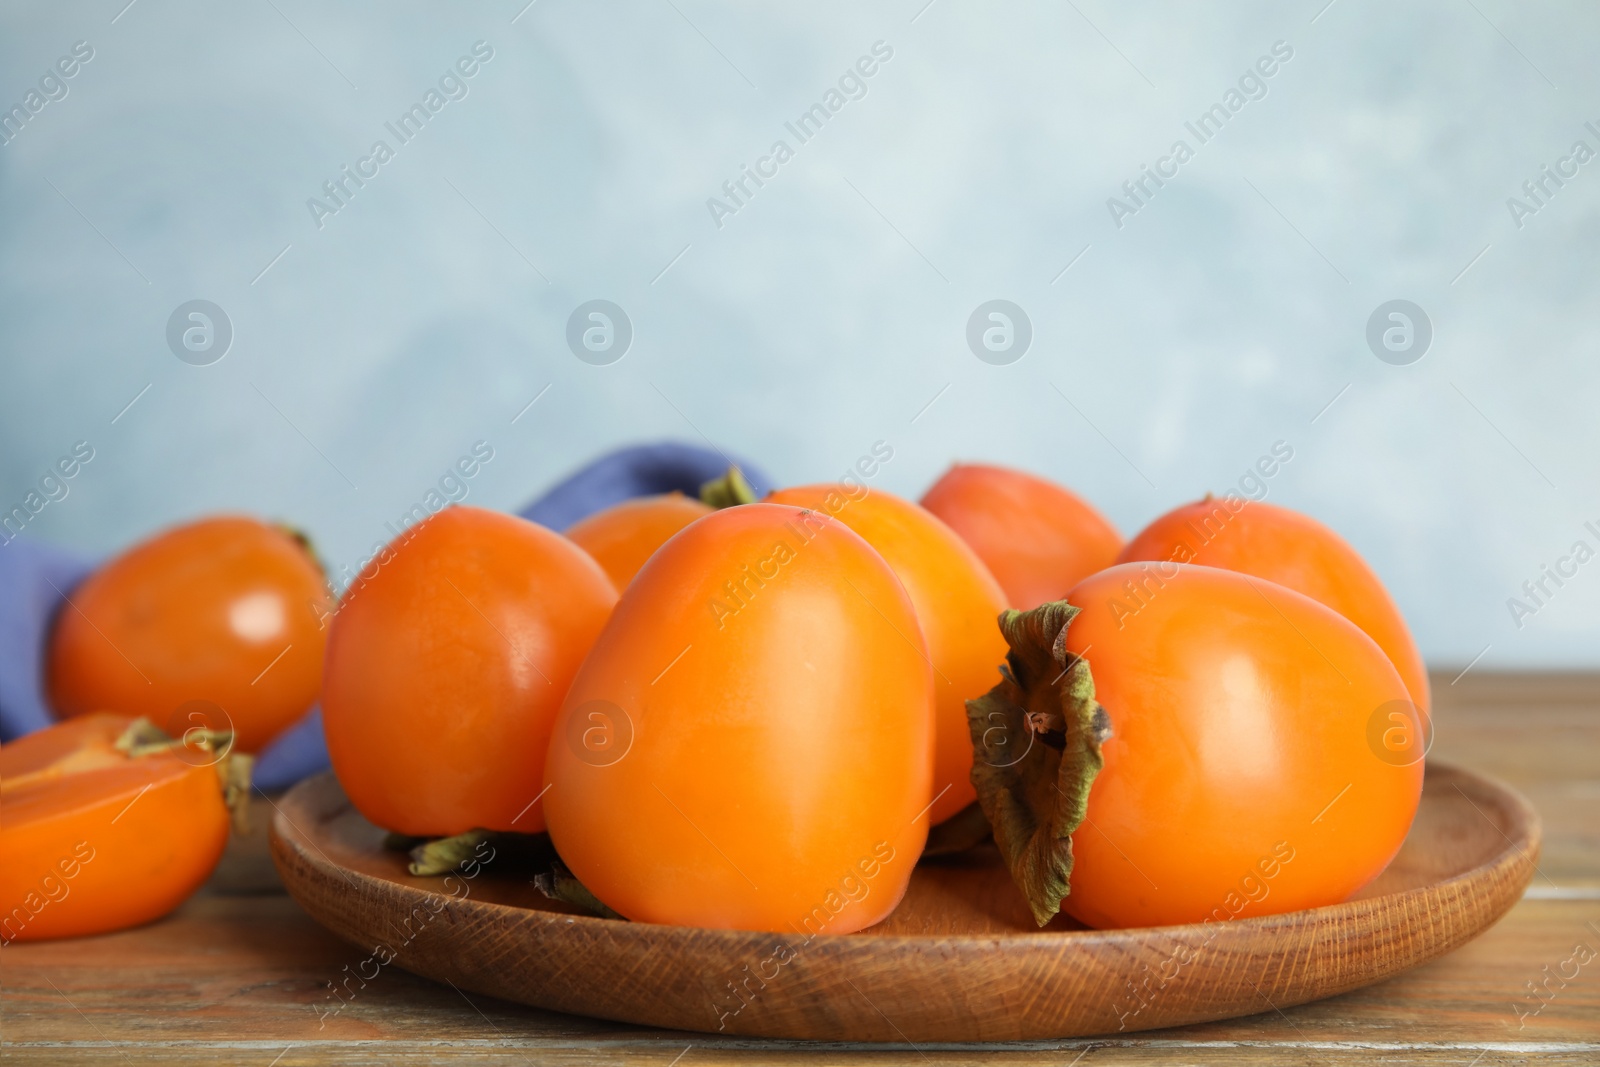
[544,503,934,933]
[564,493,712,590]
[1061,563,1422,930]
[920,464,1122,610]
[48,516,333,753]
[321,506,616,837]
[766,485,1007,825]
[1,714,229,942]
[1116,497,1430,721]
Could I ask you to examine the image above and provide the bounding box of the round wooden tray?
[270,761,1537,1041]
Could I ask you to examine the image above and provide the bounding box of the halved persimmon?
[1,714,236,943]
[920,464,1122,610]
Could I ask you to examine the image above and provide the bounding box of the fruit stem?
[699,466,759,509]
[273,521,331,588]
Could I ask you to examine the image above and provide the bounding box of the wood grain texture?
[3,671,1596,1064]
[5,894,1599,1066]
[265,761,1537,1042]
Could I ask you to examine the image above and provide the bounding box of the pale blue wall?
[2,1,1597,666]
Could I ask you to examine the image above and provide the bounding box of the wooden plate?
[270,761,1537,1041]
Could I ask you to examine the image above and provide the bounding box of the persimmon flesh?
[1,714,231,942]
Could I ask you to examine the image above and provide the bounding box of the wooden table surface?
[3,671,1597,1065]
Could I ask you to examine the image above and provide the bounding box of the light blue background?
[2,1,1596,667]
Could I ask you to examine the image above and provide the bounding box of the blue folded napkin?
[1,442,769,790]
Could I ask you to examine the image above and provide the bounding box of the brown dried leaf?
[966,600,1112,926]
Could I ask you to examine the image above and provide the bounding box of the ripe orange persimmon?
[920,464,1122,610]
[321,506,615,837]
[564,493,711,590]
[48,516,333,752]
[1,714,232,942]
[544,504,934,933]
[1040,564,1422,929]
[765,484,1006,825]
[1116,497,1430,720]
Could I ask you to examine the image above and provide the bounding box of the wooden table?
[4,672,1598,1065]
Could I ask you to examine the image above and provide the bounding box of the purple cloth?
[517,440,770,529]
[0,442,768,791]
[0,540,95,739]
[251,705,329,790]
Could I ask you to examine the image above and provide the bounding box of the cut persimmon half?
[1,713,242,943]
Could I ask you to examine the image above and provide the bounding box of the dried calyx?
[533,861,626,920]
[965,600,1112,926]
[393,827,555,877]
[114,717,254,834]
[395,828,623,919]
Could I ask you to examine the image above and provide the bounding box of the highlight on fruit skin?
[321,505,616,838]
[1116,495,1431,721]
[1,713,241,943]
[764,483,1008,828]
[47,514,333,753]
[564,492,711,590]
[544,503,935,934]
[920,463,1123,611]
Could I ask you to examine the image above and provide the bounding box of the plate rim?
[270,759,1540,1039]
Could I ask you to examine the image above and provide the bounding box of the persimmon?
[920,464,1122,610]
[544,503,934,933]
[764,484,1006,826]
[48,516,332,753]
[1116,497,1430,720]
[1,714,238,942]
[968,563,1423,929]
[564,492,711,590]
[321,506,616,837]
